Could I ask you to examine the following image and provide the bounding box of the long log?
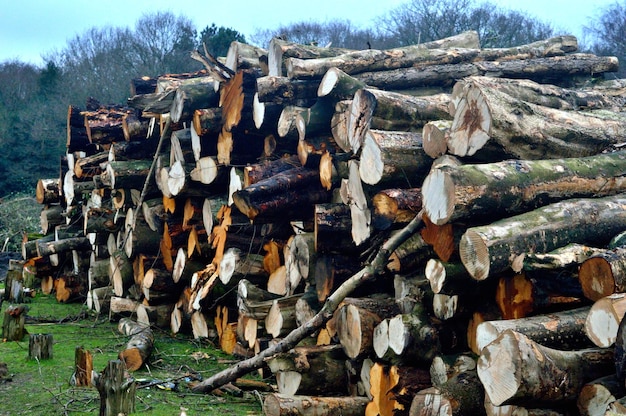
[477,329,614,406]
[474,306,592,354]
[355,53,619,90]
[447,74,626,159]
[422,150,626,226]
[263,393,370,416]
[459,194,626,281]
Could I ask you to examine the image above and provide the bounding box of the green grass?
[0,292,264,415]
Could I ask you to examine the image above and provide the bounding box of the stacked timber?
[18,30,626,415]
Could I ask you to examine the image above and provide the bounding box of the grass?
[0,292,264,415]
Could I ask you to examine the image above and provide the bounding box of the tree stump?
[96,359,136,416]
[2,304,28,341]
[28,333,53,360]
[73,346,94,387]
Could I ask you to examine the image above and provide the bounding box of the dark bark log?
[28,333,53,360]
[409,371,485,416]
[475,306,592,354]
[268,37,353,76]
[2,304,28,341]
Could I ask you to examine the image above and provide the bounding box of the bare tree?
[378,0,554,48]
[585,1,626,78]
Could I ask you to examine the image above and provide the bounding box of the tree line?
[0,0,624,196]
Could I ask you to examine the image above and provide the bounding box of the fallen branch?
[191,210,425,393]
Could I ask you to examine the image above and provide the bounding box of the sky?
[0,0,614,67]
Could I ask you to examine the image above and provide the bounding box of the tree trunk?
[72,346,94,387]
[477,329,614,406]
[96,359,136,416]
[460,194,626,281]
[2,304,28,341]
[447,74,626,159]
[423,150,626,226]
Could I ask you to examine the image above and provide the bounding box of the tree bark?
[28,333,53,360]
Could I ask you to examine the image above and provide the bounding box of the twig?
[192,210,425,393]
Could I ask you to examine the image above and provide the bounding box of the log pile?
[17,30,626,414]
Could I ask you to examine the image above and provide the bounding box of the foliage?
[0,294,263,415]
[585,1,626,78]
[200,23,247,57]
[0,191,41,252]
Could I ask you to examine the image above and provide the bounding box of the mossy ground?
[0,291,264,415]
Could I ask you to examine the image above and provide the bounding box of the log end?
[460,230,490,281]
[422,169,454,226]
[477,329,522,407]
[579,257,616,301]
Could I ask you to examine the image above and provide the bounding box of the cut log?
[265,344,348,396]
[579,247,626,302]
[169,78,219,123]
[477,329,614,406]
[226,41,267,73]
[408,371,485,416]
[347,88,450,153]
[232,166,331,221]
[36,178,61,204]
[577,374,626,416]
[2,304,28,341]
[117,318,154,372]
[447,74,625,159]
[475,306,592,354]
[268,37,353,76]
[460,194,626,281]
[585,293,626,348]
[422,150,626,226]
[366,362,432,416]
[263,393,369,416]
[256,75,320,104]
[284,31,487,79]
[372,188,422,231]
[359,129,431,188]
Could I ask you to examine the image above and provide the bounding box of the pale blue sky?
[0,0,613,66]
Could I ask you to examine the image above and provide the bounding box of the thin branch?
[191,209,424,393]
